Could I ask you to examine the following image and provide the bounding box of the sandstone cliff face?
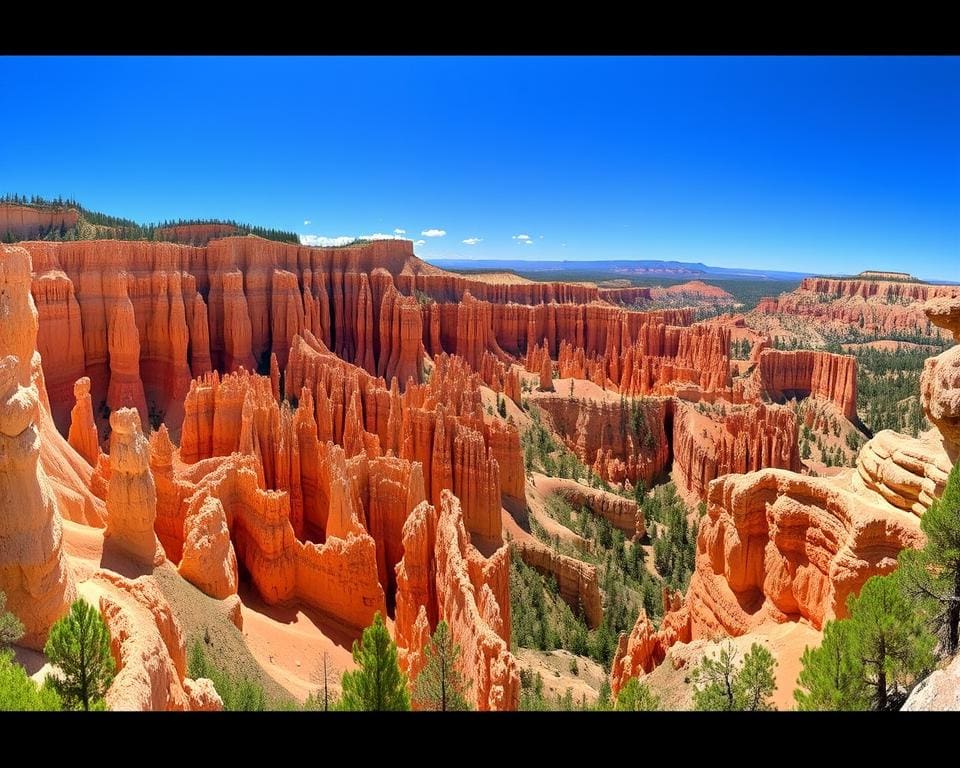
[89,570,222,711]
[672,401,800,502]
[756,277,960,339]
[0,204,79,241]
[432,491,519,711]
[741,349,858,421]
[0,245,76,648]
[531,392,671,487]
[921,298,960,459]
[854,430,952,516]
[689,469,923,636]
[551,480,644,539]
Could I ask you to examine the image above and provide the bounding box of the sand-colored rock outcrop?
[89,570,222,711]
[67,376,100,467]
[688,469,923,637]
[921,298,960,459]
[552,480,644,539]
[902,653,960,711]
[854,429,952,516]
[177,495,238,599]
[104,408,165,568]
[0,245,76,648]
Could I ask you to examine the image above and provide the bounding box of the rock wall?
[741,349,858,421]
[672,401,800,502]
[0,245,76,648]
[432,491,519,711]
[0,204,79,240]
[756,277,960,339]
[532,393,671,487]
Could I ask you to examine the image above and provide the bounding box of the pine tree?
[692,641,777,711]
[44,600,115,711]
[411,620,472,711]
[0,590,25,650]
[793,619,870,710]
[846,574,934,710]
[0,651,62,711]
[309,650,339,712]
[898,461,960,653]
[339,612,409,711]
[736,643,777,711]
[692,642,739,711]
[794,572,936,710]
[614,677,660,710]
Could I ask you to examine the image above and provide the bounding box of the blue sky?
[1,56,957,279]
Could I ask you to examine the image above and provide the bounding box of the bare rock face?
[532,393,670,488]
[0,245,76,648]
[104,408,165,568]
[756,276,960,340]
[552,480,644,538]
[177,495,238,599]
[748,349,858,421]
[0,203,79,240]
[611,588,690,696]
[689,469,923,636]
[433,491,519,711]
[672,401,800,502]
[394,500,438,680]
[902,654,960,711]
[104,274,149,427]
[67,376,100,466]
[91,570,223,711]
[921,298,960,459]
[854,429,952,516]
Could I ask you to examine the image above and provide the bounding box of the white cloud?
[524,239,533,245]
[462,237,483,246]
[539,235,544,239]
[358,233,403,241]
[414,239,426,246]
[303,220,311,226]
[300,232,405,246]
[421,228,446,238]
[512,234,531,241]
[300,234,355,247]
[394,228,406,235]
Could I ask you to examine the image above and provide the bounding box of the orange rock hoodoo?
[15,231,914,710]
[672,401,801,501]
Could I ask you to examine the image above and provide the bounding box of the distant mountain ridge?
[425,258,811,281]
